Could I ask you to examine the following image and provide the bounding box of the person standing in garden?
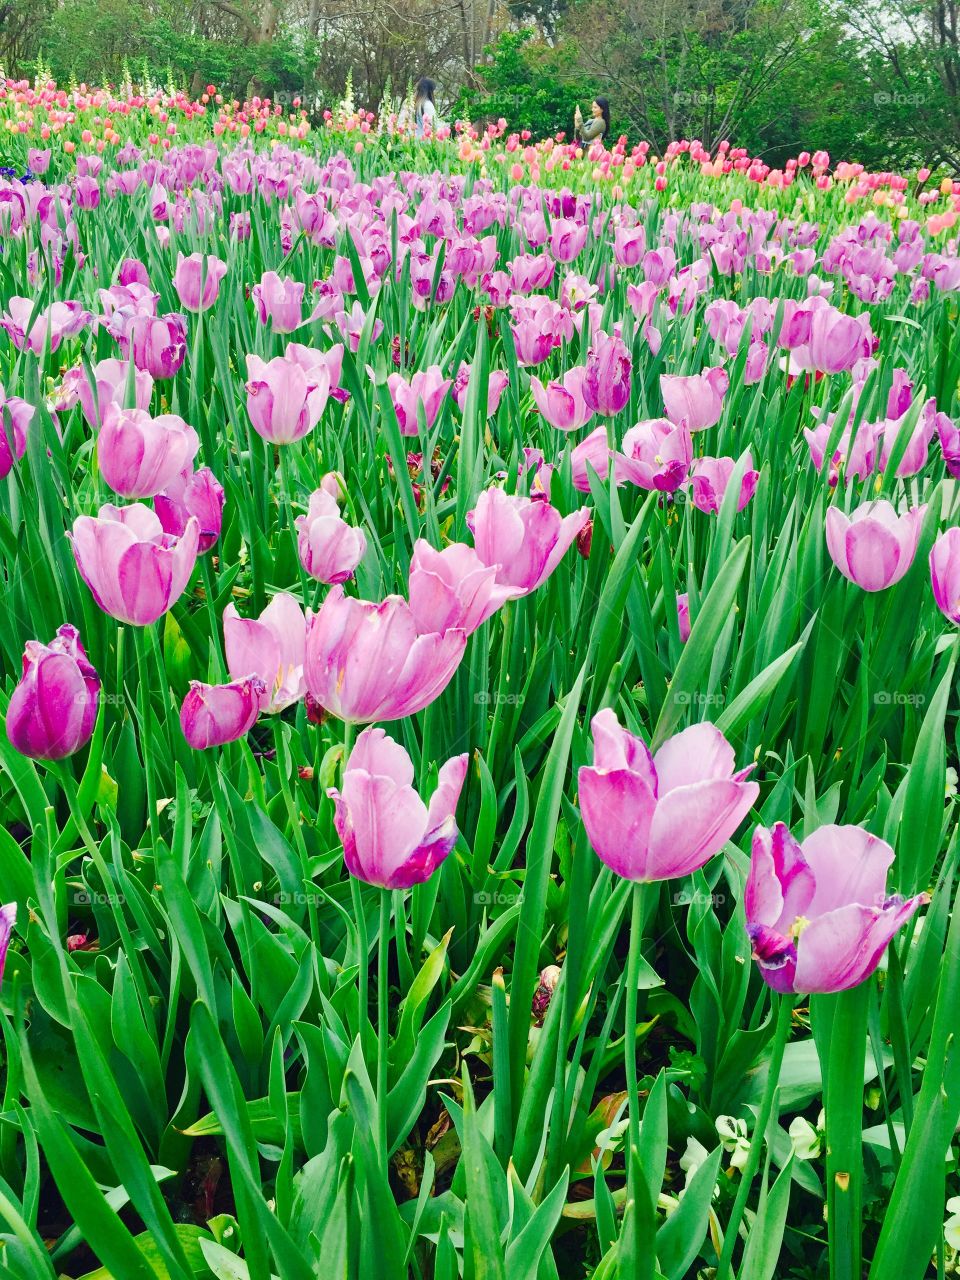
[574,96,610,143]
[415,77,438,139]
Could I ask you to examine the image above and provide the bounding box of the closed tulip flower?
[745,822,926,994]
[173,252,227,312]
[0,384,33,478]
[296,489,366,584]
[63,358,153,430]
[252,270,305,332]
[930,527,960,625]
[549,218,589,263]
[224,593,306,714]
[387,366,452,436]
[245,350,331,444]
[935,410,960,479]
[329,727,468,888]
[0,903,15,987]
[154,465,224,552]
[825,500,926,591]
[180,675,266,749]
[661,366,729,432]
[578,710,759,882]
[125,312,187,380]
[98,404,199,499]
[583,331,632,416]
[6,624,100,761]
[468,486,590,597]
[408,539,514,635]
[69,503,199,626]
[304,586,467,724]
[616,418,693,492]
[690,452,759,514]
[530,366,595,432]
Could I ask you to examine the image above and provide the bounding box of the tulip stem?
[715,992,795,1280]
[377,887,391,1171]
[624,880,645,1259]
[133,626,158,847]
[198,554,226,678]
[823,981,870,1280]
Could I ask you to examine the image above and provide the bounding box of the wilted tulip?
[745,822,925,994]
[329,727,468,888]
[578,710,759,881]
[125,313,187,380]
[98,404,199,499]
[468,486,590,597]
[690,452,759,514]
[70,503,199,626]
[0,297,91,355]
[661,366,729,432]
[408,539,513,635]
[180,675,266,749]
[530,366,595,432]
[616,418,693,492]
[583,331,632,416]
[296,490,367,584]
[0,384,33,478]
[825,499,926,591]
[223,593,306,714]
[173,252,227,312]
[155,466,224,552]
[930,527,960,625]
[387,366,452,436]
[6,624,100,761]
[304,586,466,723]
[245,350,331,444]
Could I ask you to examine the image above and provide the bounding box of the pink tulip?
[408,539,514,635]
[223,593,306,714]
[63,358,153,430]
[253,271,305,332]
[287,341,344,393]
[75,176,100,210]
[509,296,571,366]
[548,218,588,263]
[124,313,187,380]
[825,500,926,591]
[329,727,468,888]
[173,252,227,312]
[690,453,759,513]
[879,400,937,477]
[69,503,199,626]
[296,490,367,584]
[468,486,590,596]
[452,363,509,416]
[245,349,331,444]
[746,822,925,993]
[934,409,960,479]
[98,404,199,499]
[930,527,960,625]
[614,225,646,268]
[0,297,91,355]
[616,419,692,492]
[0,384,33,478]
[304,586,467,724]
[578,710,758,882]
[180,675,266,749]
[570,426,614,492]
[0,903,15,986]
[661,366,729,432]
[803,416,882,485]
[530,366,595,432]
[119,258,150,287]
[5,624,100,761]
[28,148,51,174]
[677,592,691,642]
[155,466,224,553]
[387,366,452,436]
[583,331,632,416]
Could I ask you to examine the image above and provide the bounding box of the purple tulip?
[0,297,91,355]
[28,148,51,174]
[452,363,509,417]
[879,400,937,478]
[509,296,571,366]
[6,624,100,761]
[803,416,882,486]
[690,453,759,514]
[0,903,15,986]
[549,218,589,264]
[296,490,367,584]
[408,539,514,636]
[245,350,331,444]
[252,271,305,332]
[583,331,632,416]
[616,418,692,492]
[387,366,452,436]
[69,503,199,626]
[745,822,926,994]
[930,527,960,625]
[155,466,224,553]
[304,586,467,724]
[75,177,100,210]
[124,313,187,380]
[63,358,153,430]
[0,384,33,478]
[223,593,306,714]
[571,426,614,492]
[328,727,468,888]
[118,258,150,287]
[578,710,759,882]
[468,486,590,597]
[661,366,729,432]
[935,410,960,479]
[677,592,691,642]
[825,499,926,592]
[614,225,646,268]
[173,253,228,313]
[530,366,595,432]
[98,404,199,500]
[180,675,266,749]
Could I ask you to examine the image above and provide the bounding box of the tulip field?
[2,78,960,1280]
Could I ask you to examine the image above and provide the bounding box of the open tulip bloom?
[825,499,926,591]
